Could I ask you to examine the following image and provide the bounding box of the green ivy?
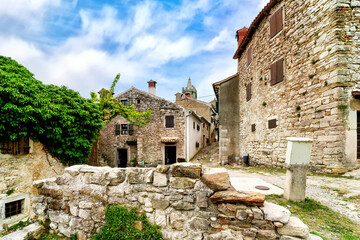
[0,56,104,165]
[92,205,162,240]
[0,56,151,165]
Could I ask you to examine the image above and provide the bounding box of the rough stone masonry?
[32,163,312,240]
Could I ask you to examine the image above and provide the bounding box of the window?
[268,119,277,129]
[115,124,120,135]
[165,116,174,128]
[270,7,283,38]
[196,142,200,148]
[121,98,133,106]
[197,124,200,131]
[137,99,141,104]
[193,122,195,129]
[270,59,284,86]
[121,124,128,135]
[246,82,252,101]
[0,136,30,155]
[247,46,252,65]
[5,200,23,218]
[251,124,256,132]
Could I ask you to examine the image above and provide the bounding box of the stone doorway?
[165,146,176,165]
[117,148,128,168]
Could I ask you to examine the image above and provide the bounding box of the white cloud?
[204,29,233,51]
[258,0,270,9]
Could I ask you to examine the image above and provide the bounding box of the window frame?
[121,124,128,135]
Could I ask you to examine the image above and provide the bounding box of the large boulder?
[261,202,291,224]
[210,190,265,206]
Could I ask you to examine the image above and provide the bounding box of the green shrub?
[92,205,162,240]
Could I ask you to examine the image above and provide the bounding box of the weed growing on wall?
[92,205,162,240]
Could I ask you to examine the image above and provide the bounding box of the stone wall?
[0,141,65,230]
[236,0,360,173]
[32,163,310,240]
[216,75,240,165]
[98,87,185,167]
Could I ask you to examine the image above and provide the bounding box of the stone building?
[0,138,65,230]
[175,92,217,147]
[215,0,360,173]
[98,81,210,167]
[213,73,240,165]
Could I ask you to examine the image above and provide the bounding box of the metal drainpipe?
[185,110,192,162]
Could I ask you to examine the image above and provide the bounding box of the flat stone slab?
[210,190,265,206]
[230,177,284,195]
[0,223,43,240]
[277,216,309,239]
[172,163,202,179]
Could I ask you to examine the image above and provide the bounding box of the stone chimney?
[236,27,248,47]
[147,80,157,95]
[175,92,181,102]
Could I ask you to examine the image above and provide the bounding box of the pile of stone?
[32,163,313,240]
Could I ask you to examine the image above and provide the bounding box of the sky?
[0,0,269,102]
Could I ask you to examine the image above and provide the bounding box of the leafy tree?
[0,56,151,165]
[0,56,103,165]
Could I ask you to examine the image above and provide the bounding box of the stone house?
[214,0,360,173]
[0,137,64,230]
[175,79,217,147]
[98,81,207,167]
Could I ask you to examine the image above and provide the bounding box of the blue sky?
[0,0,268,102]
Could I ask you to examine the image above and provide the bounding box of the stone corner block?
[172,163,202,179]
[156,165,170,173]
[201,167,231,191]
[277,216,309,239]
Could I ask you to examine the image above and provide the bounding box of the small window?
[268,119,277,129]
[165,116,175,128]
[206,138,209,144]
[251,124,256,132]
[115,124,120,135]
[121,99,128,106]
[196,142,200,148]
[197,124,200,131]
[137,99,141,104]
[246,82,252,101]
[1,137,30,155]
[193,122,195,129]
[270,7,283,38]
[247,46,252,65]
[121,124,128,135]
[5,199,23,218]
[270,59,284,86]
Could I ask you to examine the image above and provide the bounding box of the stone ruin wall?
[237,0,360,173]
[32,163,310,240]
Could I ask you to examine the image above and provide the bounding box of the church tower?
[181,77,197,99]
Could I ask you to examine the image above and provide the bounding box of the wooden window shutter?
[166,116,174,128]
[129,124,133,135]
[115,124,120,135]
[268,119,277,129]
[270,62,277,86]
[270,13,277,38]
[276,7,283,33]
[247,46,252,65]
[276,58,284,84]
[251,124,256,132]
[246,82,252,101]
